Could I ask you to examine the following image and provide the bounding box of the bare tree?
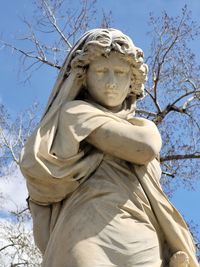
[136,6,200,194]
[0,0,112,82]
[0,103,39,174]
[0,209,42,266]
[0,103,41,266]
[0,0,200,264]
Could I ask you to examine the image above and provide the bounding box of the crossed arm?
[86,117,162,165]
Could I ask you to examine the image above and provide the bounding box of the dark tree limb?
[161,153,200,162]
[0,40,61,69]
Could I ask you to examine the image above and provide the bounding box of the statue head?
[70,28,148,100]
[43,28,148,117]
[85,51,132,110]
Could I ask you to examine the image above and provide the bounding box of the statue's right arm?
[86,118,162,165]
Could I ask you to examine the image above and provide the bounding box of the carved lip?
[104,90,118,95]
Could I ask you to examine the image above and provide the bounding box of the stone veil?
[20,28,199,267]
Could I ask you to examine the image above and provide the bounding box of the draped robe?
[20,100,199,267]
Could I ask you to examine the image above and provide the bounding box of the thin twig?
[0,127,19,164]
[162,171,175,177]
[145,88,162,113]
[161,153,200,162]
[43,0,72,48]
[0,40,61,69]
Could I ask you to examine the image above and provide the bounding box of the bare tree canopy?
[134,7,200,193]
[0,1,200,265]
[0,0,112,81]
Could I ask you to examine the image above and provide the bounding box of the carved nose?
[106,82,116,89]
[106,72,116,89]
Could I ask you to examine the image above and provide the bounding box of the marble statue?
[20,28,199,267]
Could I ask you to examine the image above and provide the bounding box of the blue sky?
[0,0,200,228]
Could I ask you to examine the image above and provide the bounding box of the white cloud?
[0,165,28,212]
[0,168,42,266]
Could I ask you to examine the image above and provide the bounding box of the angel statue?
[20,28,199,267]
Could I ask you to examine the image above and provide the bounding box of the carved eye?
[96,69,106,74]
[115,69,126,75]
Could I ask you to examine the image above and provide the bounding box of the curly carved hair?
[68,28,148,99]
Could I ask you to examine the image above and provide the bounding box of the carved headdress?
[42,28,148,118]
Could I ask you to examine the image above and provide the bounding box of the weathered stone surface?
[20,28,198,267]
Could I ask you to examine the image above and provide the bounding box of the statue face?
[86,52,131,109]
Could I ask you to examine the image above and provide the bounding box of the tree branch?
[0,40,61,69]
[136,109,157,117]
[43,0,72,48]
[0,243,15,252]
[161,153,200,162]
[162,171,175,177]
[145,88,162,113]
[11,263,29,267]
[11,263,28,267]
[0,127,19,164]
[170,87,200,108]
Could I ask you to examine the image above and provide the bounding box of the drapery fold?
[134,160,199,267]
[20,100,199,266]
[20,100,125,205]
